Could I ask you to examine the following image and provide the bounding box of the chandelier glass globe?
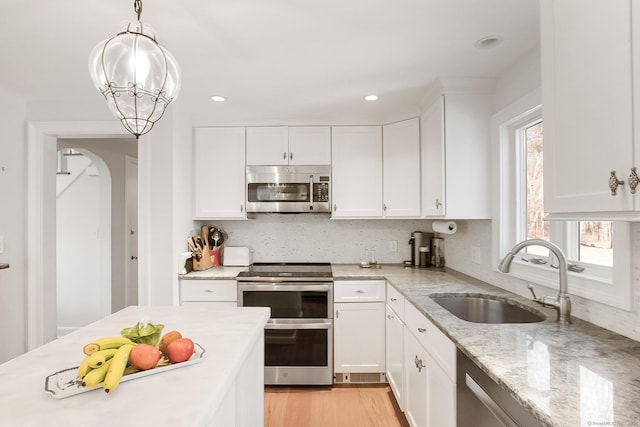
[88,1,181,138]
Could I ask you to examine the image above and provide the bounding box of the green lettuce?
[121,321,165,346]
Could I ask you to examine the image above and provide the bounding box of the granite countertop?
[0,305,269,426]
[180,263,640,426]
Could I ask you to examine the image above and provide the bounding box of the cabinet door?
[334,302,385,374]
[246,127,289,165]
[386,304,405,411]
[193,128,246,219]
[541,0,634,213]
[404,327,428,427]
[331,126,383,218]
[383,118,421,217]
[288,126,331,165]
[404,327,455,427]
[420,96,445,216]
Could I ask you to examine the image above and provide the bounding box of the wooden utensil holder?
[191,249,213,271]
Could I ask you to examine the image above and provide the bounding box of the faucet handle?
[527,283,538,300]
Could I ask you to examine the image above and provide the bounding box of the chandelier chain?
[134,0,142,21]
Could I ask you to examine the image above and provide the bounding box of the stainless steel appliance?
[246,165,331,213]
[431,237,446,267]
[237,263,333,385]
[457,349,542,426]
[408,231,433,267]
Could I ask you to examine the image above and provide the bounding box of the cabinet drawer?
[180,280,237,302]
[386,283,405,320]
[334,280,385,302]
[405,301,456,381]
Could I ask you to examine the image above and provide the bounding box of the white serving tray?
[44,343,206,399]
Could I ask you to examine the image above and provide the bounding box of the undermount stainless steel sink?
[430,294,546,324]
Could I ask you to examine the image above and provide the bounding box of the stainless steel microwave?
[246,165,331,213]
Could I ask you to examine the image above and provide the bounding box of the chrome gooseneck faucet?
[498,239,571,324]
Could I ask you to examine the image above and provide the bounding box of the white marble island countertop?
[0,305,269,427]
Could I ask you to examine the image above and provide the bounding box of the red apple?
[165,338,195,363]
[129,344,161,370]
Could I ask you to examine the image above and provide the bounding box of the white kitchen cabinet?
[331,126,383,218]
[333,280,386,382]
[246,126,330,166]
[180,279,238,308]
[386,283,406,410]
[403,301,456,427]
[420,80,492,219]
[288,126,331,165]
[383,118,421,218]
[193,127,246,219]
[541,0,640,217]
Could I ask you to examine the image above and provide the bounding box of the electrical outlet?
[471,246,481,264]
[389,240,398,252]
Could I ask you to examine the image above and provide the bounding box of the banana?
[103,343,134,394]
[86,348,118,368]
[83,337,134,355]
[76,355,92,379]
[82,359,112,387]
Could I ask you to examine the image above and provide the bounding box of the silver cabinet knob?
[609,170,625,195]
[628,167,639,194]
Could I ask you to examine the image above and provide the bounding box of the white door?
[334,302,385,373]
[125,156,138,306]
[383,118,421,217]
[288,126,331,165]
[420,96,445,216]
[541,0,634,213]
[246,126,289,165]
[331,126,383,218]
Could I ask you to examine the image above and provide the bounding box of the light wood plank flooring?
[265,384,410,427]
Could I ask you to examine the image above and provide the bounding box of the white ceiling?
[0,0,540,126]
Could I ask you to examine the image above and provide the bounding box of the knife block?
[192,249,213,271]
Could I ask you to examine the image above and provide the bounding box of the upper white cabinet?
[420,81,492,219]
[246,126,330,166]
[331,126,383,218]
[383,118,421,218]
[541,0,640,218]
[193,127,247,219]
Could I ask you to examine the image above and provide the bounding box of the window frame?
[493,89,632,311]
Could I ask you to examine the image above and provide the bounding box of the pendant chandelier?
[88,0,181,138]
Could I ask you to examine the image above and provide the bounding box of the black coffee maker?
[408,231,433,267]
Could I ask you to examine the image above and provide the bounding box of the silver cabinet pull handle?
[390,297,397,302]
[609,170,625,195]
[629,167,639,194]
[387,314,394,319]
[435,199,442,208]
[283,152,287,160]
[356,290,365,294]
[333,204,337,212]
[417,327,427,333]
[289,152,293,160]
[240,204,244,213]
[415,355,424,372]
[204,289,215,293]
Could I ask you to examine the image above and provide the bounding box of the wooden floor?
[264,384,410,427]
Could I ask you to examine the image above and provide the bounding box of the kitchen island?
[0,305,270,427]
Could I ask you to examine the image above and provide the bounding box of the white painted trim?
[26,121,139,350]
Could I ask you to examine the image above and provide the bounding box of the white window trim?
[492,89,632,311]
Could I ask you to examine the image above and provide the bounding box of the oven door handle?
[266,321,332,330]
[238,283,333,292]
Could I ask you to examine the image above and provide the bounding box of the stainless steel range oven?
[237,263,333,385]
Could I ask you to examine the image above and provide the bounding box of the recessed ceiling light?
[210,95,226,102]
[475,35,502,49]
[364,95,378,101]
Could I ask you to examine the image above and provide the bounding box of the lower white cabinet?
[179,279,238,308]
[403,302,456,427]
[334,280,386,382]
[386,304,405,410]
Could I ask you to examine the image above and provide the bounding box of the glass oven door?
[264,320,332,367]
[238,283,332,319]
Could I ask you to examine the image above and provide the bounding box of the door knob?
[131,256,138,260]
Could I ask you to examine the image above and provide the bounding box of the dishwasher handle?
[465,373,518,427]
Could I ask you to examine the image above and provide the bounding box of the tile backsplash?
[197,214,435,264]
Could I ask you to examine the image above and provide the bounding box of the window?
[494,90,631,310]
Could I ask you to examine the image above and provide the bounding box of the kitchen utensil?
[212,230,221,249]
[208,227,217,250]
[201,225,210,250]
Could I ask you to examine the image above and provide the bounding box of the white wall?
[0,90,28,363]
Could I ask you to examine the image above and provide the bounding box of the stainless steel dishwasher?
[457,349,543,427]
